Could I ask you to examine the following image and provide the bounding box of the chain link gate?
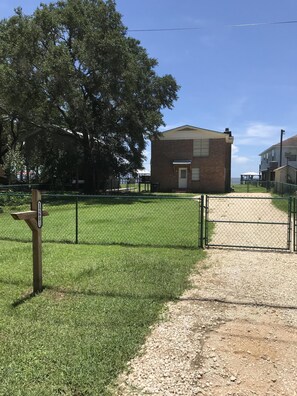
[293,198,297,252]
[201,195,295,251]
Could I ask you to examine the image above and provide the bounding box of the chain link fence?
[205,195,293,250]
[264,181,297,196]
[0,192,200,249]
[0,177,151,194]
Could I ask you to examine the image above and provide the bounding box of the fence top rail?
[206,195,290,200]
[41,193,200,200]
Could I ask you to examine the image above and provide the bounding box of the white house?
[259,134,297,181]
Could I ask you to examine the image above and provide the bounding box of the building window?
[192,168,200,181]
[193,139,209,157]
[271,149,275,161]
[180,169,187,179]
[285,153,297,161]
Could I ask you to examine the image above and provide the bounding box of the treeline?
[0,0,179,192]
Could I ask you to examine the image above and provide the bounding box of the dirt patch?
[198,317,297,395]
[114,194,297,396]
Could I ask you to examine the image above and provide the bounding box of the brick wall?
[151,138,232,193]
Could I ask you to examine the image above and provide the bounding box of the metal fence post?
[199,194,204,249]
[293,197,297,252]
[75,196,79,244]
[288,196,292,251]
[294,197,297,252]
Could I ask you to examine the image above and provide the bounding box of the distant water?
[231,177,241,185]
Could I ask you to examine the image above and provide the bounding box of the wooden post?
[31,189,42,293]
[11,189,48,294]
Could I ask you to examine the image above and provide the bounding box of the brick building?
[151,125,233,193]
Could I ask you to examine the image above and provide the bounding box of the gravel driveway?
[206,193,291,250]
[114,194,297,396]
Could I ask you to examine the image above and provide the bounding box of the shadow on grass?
[44,285,173,301]
[10,284,174,307]
[0,236,31,243]
[42,195,162,207]
[0,279,43,307]
[4,276,182,307]
[81,197,158,206]
[12,291,39,307]
[10,287,297,311]
[0,237,199,250]
[69,240,198,251]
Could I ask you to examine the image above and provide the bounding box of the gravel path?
[114,194,297,396]
[206,193,290,250]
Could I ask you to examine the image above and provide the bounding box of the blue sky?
[1,1,297,176]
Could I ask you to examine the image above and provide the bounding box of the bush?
[0,192,31,208]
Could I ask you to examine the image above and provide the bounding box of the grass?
[1,195,200,248]
[271,194,293,213]
[0,241,204,395]
[0,194,205,395]
[231,183,267,193]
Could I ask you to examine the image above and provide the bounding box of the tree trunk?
[82,145,97,194]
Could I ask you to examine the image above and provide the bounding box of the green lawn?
[0,241,204,396]
[271,194,294,213]
[0,194,205,395]
[231,183,267,193]
[1,195,200,248]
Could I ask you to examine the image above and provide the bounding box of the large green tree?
[0,0,179,192]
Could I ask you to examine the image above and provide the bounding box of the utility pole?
[280,129,285,167]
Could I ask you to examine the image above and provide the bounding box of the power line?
[128,19,297,32]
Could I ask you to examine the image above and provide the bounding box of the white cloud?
[236,123,284,146]
[245,123,280,138]
[232,144,239,155]
[231,123,284,175]
[232,144,253,165]
[232,156,250,164]
[231,123,285,175]
[232,148,250,164]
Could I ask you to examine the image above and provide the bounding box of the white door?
[178,168,188,189]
